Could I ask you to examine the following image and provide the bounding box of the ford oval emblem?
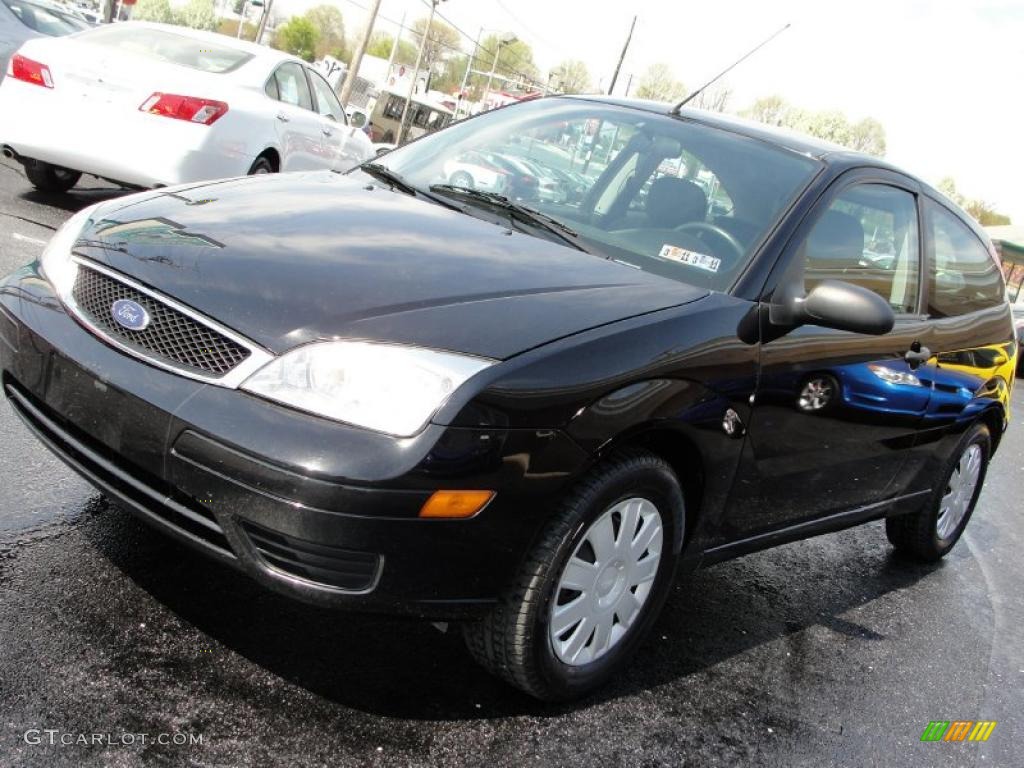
[110,299,150,331]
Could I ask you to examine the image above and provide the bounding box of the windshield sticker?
[658,244,721,273]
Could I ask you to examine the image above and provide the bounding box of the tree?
[274,17,320,62]
[549,59,592,94]
[743,96,887,157]
[131,0,175,24]
[687,87,732,113]
[175,0,217,32]
[410,16,461,75]
[938,177,1012,225]
[232,0,244,15]
[742,95,788,126]
[366,32,418,66]
[478,34,539,88]
[633,63,686,102]
[304,5,346,62]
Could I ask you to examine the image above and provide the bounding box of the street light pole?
[397,0,443,145]
[338,0,384,108]
[483,34,515,111]
[236,0,248,38]
[456,26,481,119]
[255,0,273,45]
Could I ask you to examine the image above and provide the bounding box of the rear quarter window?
[925,199,1005,317]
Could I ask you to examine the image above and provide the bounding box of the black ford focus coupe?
[0,96,1013,700]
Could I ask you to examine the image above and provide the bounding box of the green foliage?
[549,59,592,95]
[742,96,886,157]
[938,177,1012,225]
[366,31,418,66]
[478,33,539,86]
[217,18,257,39]
[633,63,686,102]
[175,0,217,32]
[130,0,175,24]
[305,5,346,62]
[274,17,319,62]
[411,16,461,73]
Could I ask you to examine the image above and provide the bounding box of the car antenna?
[671,23,791,114]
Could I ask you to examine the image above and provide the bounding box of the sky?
[277,0,1024,222]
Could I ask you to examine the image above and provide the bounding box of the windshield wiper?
[359,164,464,212]
[428,184,590,253]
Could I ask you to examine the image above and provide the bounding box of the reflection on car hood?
[71,171,707,359]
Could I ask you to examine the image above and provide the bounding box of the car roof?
[95,21,299,64]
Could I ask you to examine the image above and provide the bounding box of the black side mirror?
[772,279,895,335]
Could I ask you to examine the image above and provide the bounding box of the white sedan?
[0,21,374,192]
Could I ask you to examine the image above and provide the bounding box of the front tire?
[247,155,276,175]
[463,449,684,701]
[25,162,80,193]
[886,422,991,561]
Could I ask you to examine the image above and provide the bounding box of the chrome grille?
[71,265,250,377]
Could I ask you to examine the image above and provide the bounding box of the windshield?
[4,0,89,35]
[79,25,254,73]
[375,97,821,291]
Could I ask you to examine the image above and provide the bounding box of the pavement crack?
[0,211,57,231]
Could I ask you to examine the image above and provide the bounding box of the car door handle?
[321,127,332,136]
[276,113,290,123]
[905,345,931,368]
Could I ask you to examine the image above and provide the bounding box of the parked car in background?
[0,0,87,82]
[442,150,510,194]
[0,21,374,192]
[1,95,1013,702]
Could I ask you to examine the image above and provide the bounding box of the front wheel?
[886,421,991,560]
[25,161,81,193]
[463,449,684,700]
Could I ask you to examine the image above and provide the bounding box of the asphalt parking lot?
[0,159,1022,767]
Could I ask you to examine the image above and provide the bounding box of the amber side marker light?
[419,490,495,519]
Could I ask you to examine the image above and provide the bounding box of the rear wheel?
[463,449,684,701]
[886,422,990,560]
[25,162,81,193]
[247,155,276,175]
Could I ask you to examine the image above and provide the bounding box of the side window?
[264,75,279,100]
[925,200,1005,317]
[308,70,345,122]
[272,63,313,111]
[803,183,920,314]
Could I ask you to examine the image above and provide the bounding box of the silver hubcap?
[549,497,663,666]
[798,378,834,411]
[937,443,983,539]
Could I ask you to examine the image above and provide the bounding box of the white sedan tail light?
[8,54,54,88]
[139,93,228,126]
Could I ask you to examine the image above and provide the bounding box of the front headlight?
[240,341,494,437]
[39,203,104,297]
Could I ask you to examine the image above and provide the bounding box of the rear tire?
[886,422,990,561]
[463,449,684,701]
[25,162,80,193]
[247,155,276,175]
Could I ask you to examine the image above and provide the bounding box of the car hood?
[72,171,707,359]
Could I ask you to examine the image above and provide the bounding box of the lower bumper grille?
[240,520,381,592]
[3,380,234,559]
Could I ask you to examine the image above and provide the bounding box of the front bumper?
[0,265,590,618]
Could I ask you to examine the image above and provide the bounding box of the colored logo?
[920,721,997,742]
[110,299,150,331]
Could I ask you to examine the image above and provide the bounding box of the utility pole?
[397,0,443,145]
[385,12,407,78]
[456,26,482,119]
[236,0,248,39]
[255,0,273,45]
[339,0,384,107]
[607,14,636,95]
